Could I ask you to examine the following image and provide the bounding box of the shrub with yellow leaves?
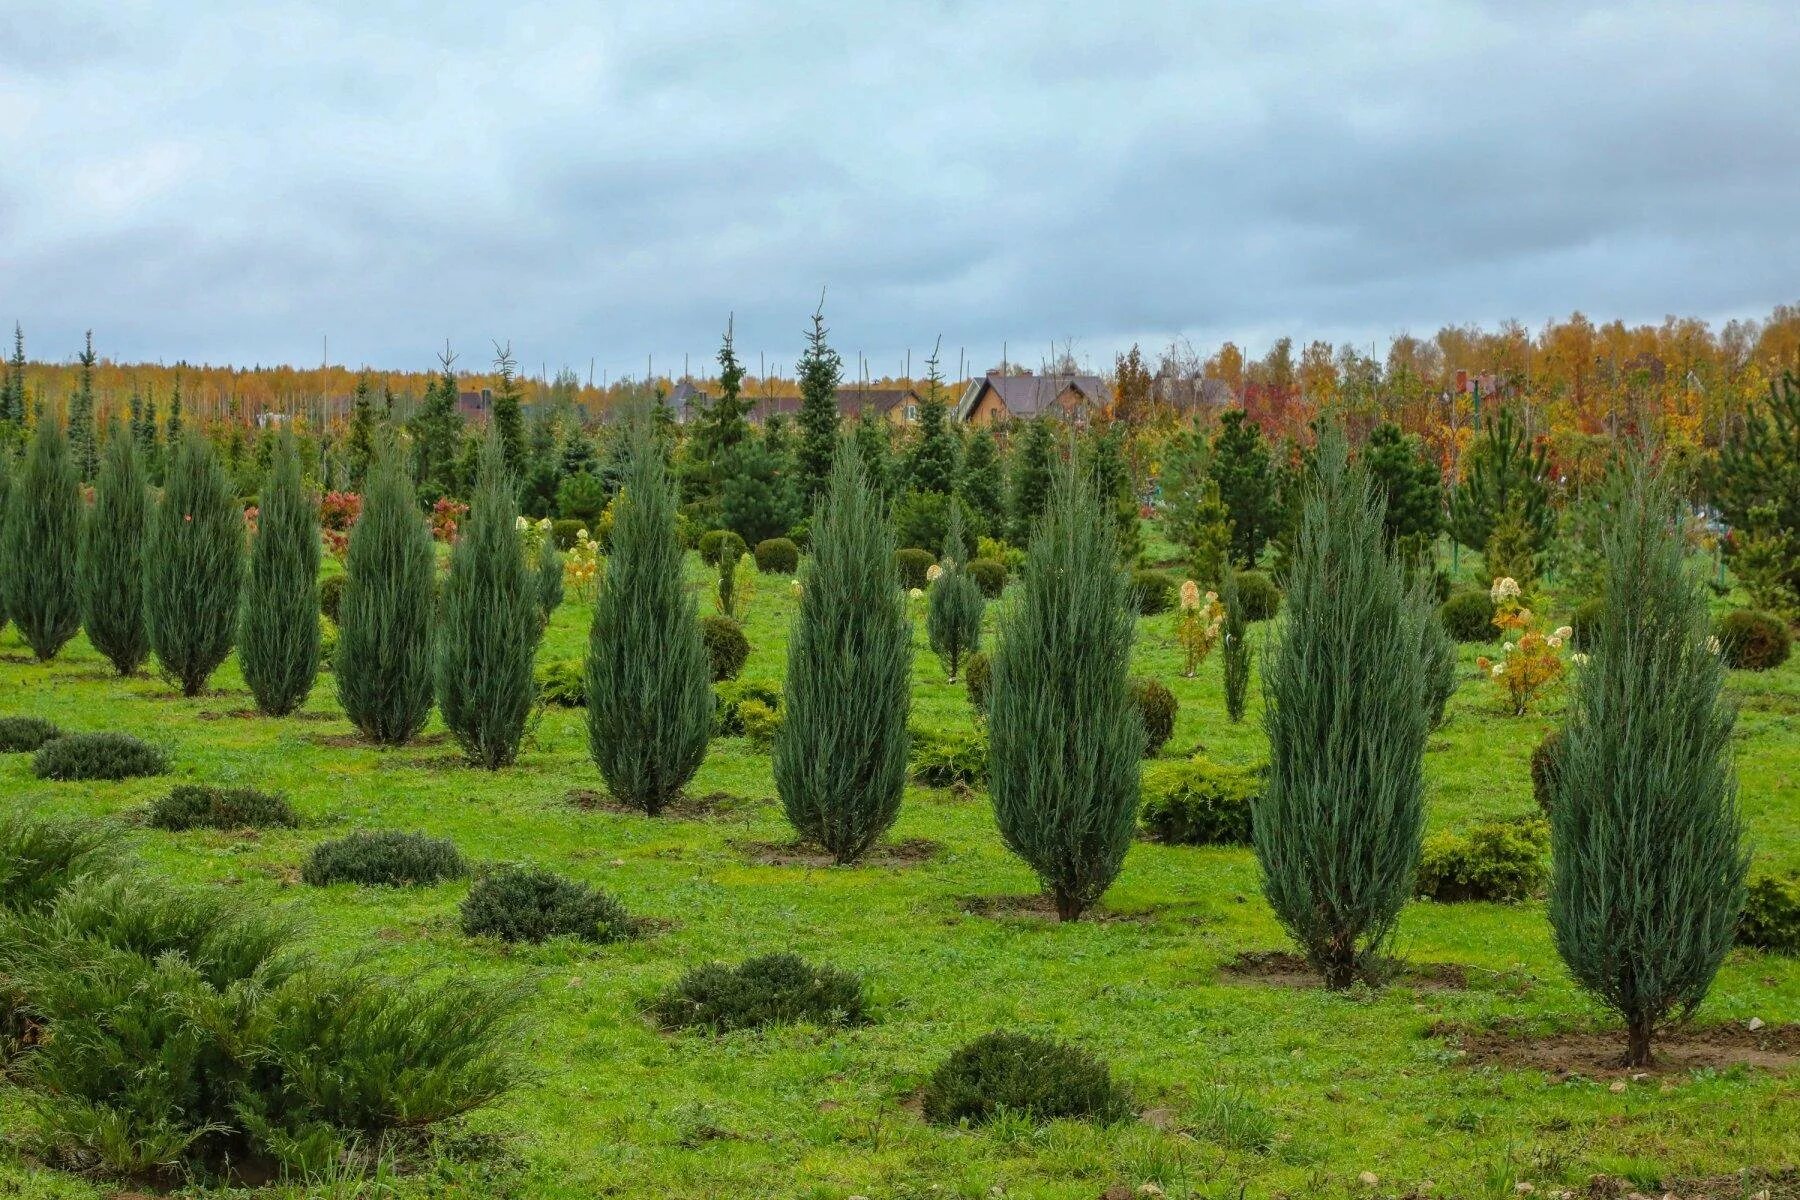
[1174,579,1226,678]
[1475,578,1571,715]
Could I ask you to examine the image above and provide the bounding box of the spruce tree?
[958,426,1005,539]
[1007,416,1056,544]
[1211,409,1275,567]
[1365,422,1442,551]
[1085,422,1142,563]
[795,301,844,507]
[988,461,1142,920]
[491,343,528,483]
[853,407,894,502]
[78,424,149,675]
[1255,429,1430,987]
[1,323,24,426]
[719,429,797,546]
[927,502,983,682]
[145,433,245,696]
[0,421,83,660]
[336,441,436,744]
[345,375,377,491]
[137,384,162,482]
[774,442,911,862]
[586,422,713,813]
[905,346,958,496]
[166,372,184,445]
[67,332,99,482]
[438,438,538,768]
[408,350,466,503]
[239,430,320,716]
[1220,565,1251,723]
[1549,461,1747,1068]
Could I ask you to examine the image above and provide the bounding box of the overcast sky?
[2,0,1796,381]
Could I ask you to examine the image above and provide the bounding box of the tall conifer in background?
[1007,416,1056,544]
[774,444,911,862]
[1255,429,1430,987]
[1549,461,1747,1067]
[337,440,436,744]
[0,421,83,660]
[79,424,149,675]
[988,462,1142,920]
[0,323,25,427]
[795,299,844,508]
[68,332,99,481]
[927,501,983,683]
[0,454,10,630]
[586,422,713,813]
[536,535,565,622]
[491,343,528,483]
[1220,566,1251,723]
[240,431,320,716]
[958,427,1005,539]
[145,433,244,696]
[438,438,538,768]
[345,376,377,491]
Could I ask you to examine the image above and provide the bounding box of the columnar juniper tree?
[774,444,911,863]
[145,433,244,696]
[239,430,320,716]
[1255,428,1431,987]
[1549,461,1747,1068]
[927,502,983,683]
[79,424,150,675]
[988,462,1142,920]
[337,441,437,744]
[438,439,539,769]
[536,535,565,623]
[586,422,713,813]
[1220,566,1251,723]
[1,422,84,660]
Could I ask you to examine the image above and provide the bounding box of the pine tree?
[0,421,83,660]
[1188,480,1233,590]
[78,425,149,675]
[927,501,983,682]
[1255,428,1430,987]
[68,332,99,482]
[957,427,1005,540]
[1549,460,1747,1068]
[145,433,245,696]
[1211,409,1276,567]
[336,441,436,744]
[1007,416,1056,544]
[1220,565,1251,723]
[438,437,538,768]
[989,461,1142,920]
[795,300,844,507]
[774,442,911,862]
[491,342,528,483]
[905,344,958,495]
[239,430,320,716]
[1714,371,1800,601]
[1448,406,1551,557]
[586,422,713,813]
[1157,424,1212,550]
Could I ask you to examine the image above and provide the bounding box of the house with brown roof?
[834,386,922,425]
[955,372,1109,425]
[667,379,708,424]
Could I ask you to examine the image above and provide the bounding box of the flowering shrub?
[563,527,603,597]
[515,515,553,558]
[1174,580,1226,677]
[319,491,362,559]
[1475,578,1571,715]
[243,505,259,536]
[431,497,469,543]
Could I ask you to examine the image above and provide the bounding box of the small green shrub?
[1738,873,1800,954]
[650,953,868,1033]
[1416,818,1548,903]
[697,529,746,567]
[301,830,467,888]
[1716,609,1792,671]
[910,725,989,787]
[700,615,750,683]
[1130,569,1175,615]
[1568,597,1603,651]
[1232,570,1280,621]
[319,572,346,623]
[550,518,585,550]
[921,1031,1130,1126]
[1530,728,1565,814]
[714,681,782,737]
[754,537,799,574]
[0,716,61,753]
[1440,589,1498,642]
[536,657,587,707]
[1139,758,1260,845]
[964,651,992,715]
[460,865,634,944]
[894,547,936,590]
[31,732,167,781]
[737,696,782,748]
[1130,677,1178,757]
[146,785,298,832]
[319,614,339,670]
[967,557,1007,598]
[0,808,123,914]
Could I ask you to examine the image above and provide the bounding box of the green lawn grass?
[1,545,1795,1200]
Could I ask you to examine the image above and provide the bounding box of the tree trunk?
[1054,888,1086,922]
[1626,1016,1655,1068]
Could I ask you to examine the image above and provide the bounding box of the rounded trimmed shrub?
[1568,597,1604,652]
[753,537,799,574]
[319,573,346,623]
[921,1032,1130,1126]
[909,725,988,788]
[1715,609,1792,671]
[964,651,991,714]
[1416,819,1548,903]
[894,547,936,590]
[536,658,586,707]
[1130,569,1175,615]
[459,865,634,944]
[1232,569,1280,621]
[146,784,298,831]
[700,615,750,683]
[714,681,781,737]
[1530,728,1565,814]
[550,518,585,550]
[1440,588,1498,642]
[301,830,466,888]
[967,557,1007,599]
[1129,676,1178,757]
[650,953,868,1033]
[1139,758,1260,845]
[1738,873,1799,955]
[0,716,61,754]
[31,733,167,781]
[697,529,746,568]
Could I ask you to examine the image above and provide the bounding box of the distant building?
[834,386,922,426]
[955,372,1109,425]
[667,379,708,424]
[1154,375,1235,417]
[457,389,493,420]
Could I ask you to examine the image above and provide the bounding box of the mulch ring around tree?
[567,788,758,821]
[1218,949,1469,992]
[951,892,1175,924]
[1434,1017,1800,1078]
[731,837,943,868]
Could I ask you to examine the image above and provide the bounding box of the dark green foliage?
[891,489,976,559]
[1421,589,1457,729]
[0,716,61,753]
[459,865,634,944]
[775,446,912,864]
[1139,758,1260,846]
[550,518,585,549]
[1256,428,1432,988]
[336,443,436,746]
[958,427,1006,538]
[1084,423,1142,563]
[1569,597,1604,651]
[795,303,844,507]
[1531,729,1565,814]
[0,807,122,913]
[964,650,992,715]
[894,546,935,589]
[688,320,754,503]
[967,557,1007,598]
[651,953,867,1033]
[1220,567,1252,723]
[1715,609,1791,671]
[1448,406,1552,555]
[146,785,298,831]
[67,332,98,481]
[301,830,466,888]
[1364,422,1442,551]
[406,358,466,504]
[1211,409,1276,567]
[988,463,1142,921]
[922,1032,1130,1126]
[79,429,149,675]
[1738,873,1800,954]
[240,432,320,716]
[713,680,781,737]
[910,725,988,788]
[697,528,746,567]
[1714,371,1800,601]
[754,536,799,573]
[145,434,244,696]
[490,345,527,482]
[904,349,958,495]
[0,421,83,660]
[32,732,167,781]
[1231,569,1280,621]
[926,503,983,683]
[536,657,585,706]
[1130,568,1175,615]
[1007,416,1057,543]
[714,547,747,620]
[438,441,538,769]
[318,572,345,623]
[1417,819,1548,903]
[555,471,607,523]
[699,615,750,683]
[718,433,797,547]
[537,534,566,619]
[588,424,714,815]
[1440,589,1499,642]
[1130,677,1178,757]
[852,407,894,501]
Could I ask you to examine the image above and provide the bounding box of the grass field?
[1,540,1796,1200]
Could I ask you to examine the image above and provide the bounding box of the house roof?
[955,373,1109,421]
[668,379,707,405]
[834,386,919,417]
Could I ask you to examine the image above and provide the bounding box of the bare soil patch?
[733,836,943,868]
[1439,1018,1800,1078]
[953,892,1166,924]
[566,788,757,821]
[1218,949,1468,991]
[1578,1167,1799,1199]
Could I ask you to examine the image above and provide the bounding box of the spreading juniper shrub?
[31,732,168,781]
[0,716,61,753]
[651,952,867,1033]
[922,1031,1131,1126]
[301,830,466,888]
[146,784,299,832]
[460,864,634,944]
[0,807,124,914]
